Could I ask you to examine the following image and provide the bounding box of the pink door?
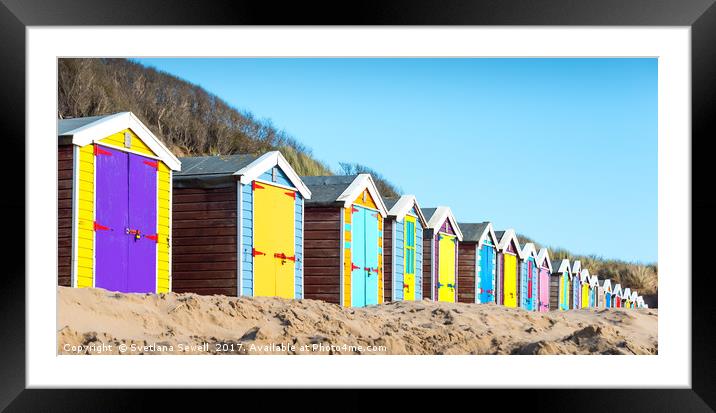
[538,267,550,312]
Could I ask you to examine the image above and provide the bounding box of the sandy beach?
[57,286,657,355]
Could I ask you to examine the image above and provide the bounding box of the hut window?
[272,167,277,182]
[124,132,132,148]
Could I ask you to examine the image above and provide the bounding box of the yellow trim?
[156,163,171,293]
[75,145,94,288]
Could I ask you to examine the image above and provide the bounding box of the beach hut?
[631,290,639,309]
[571,260,582,309]
[456,222,499,304]
[602,279,613,308]
[612,283,623,308]
[495,229,524,308]
[57,112,181,294]
[382,195,428,302]
[623,287,632,309]
[589,275,599,307]
[536,248,552,312]
[172,152,311,298]
[301,174,388,307]
[636,295,645,308]
[421,207,464,302]
[580,269,591,308]
[519,243,539,311]
[550,258,571,311]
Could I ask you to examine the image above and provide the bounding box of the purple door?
[127,153,157,292]
[94,145,157,293]
[95,146,129,292]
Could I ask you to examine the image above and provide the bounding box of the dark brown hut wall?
[303,207,341,305]
[457,242,476,303]
[421,229,433,300]
[57,145,74,287]
[172,185,238,296]
[550,275,560,309]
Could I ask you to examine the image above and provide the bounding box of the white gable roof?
[521,243,538,260]
[59,112,181,171]
[536,248,553,272]
[623,288,632,299]
[602,279,612,292]
[424,206,463,241]
[589,275,599,287]
[496,229,524,259]
[553,258,571,274]
[234,151,312,199]
[571,260,582,275]
[612,283,623,296]
[579,268,590,283]
[387,195,428,227]
[336,174,388,217]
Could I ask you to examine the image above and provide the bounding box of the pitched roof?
[495,229,523,258]
[385,195,428,227]
[579,268,591,283]
[177,154,259,177]
[571,260,582,275]
[175,151,312,198]
[536,248,553,272]
[421,207,463,241]
[57,112,181,171]
[602,279,612,291]
[521,242,538,260]
[552,258,571,275]
[458,222,499,246]
[302,174,387,216]
[58,114,113,135]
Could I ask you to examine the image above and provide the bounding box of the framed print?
[2,0,715,410]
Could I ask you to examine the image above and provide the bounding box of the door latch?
[126,228,141,240]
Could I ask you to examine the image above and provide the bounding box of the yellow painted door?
[403,216,416,301]
[438,234,456,302]
[503,254,517,307]
[253,181,295,298]
[581,283,589,308]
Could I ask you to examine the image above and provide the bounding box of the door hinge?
[252,248,266,257]
[93,221,110,231]
[252,182,265,190]
[93,145,112,156]
[143,160,159,170]
[144,234,159,243]
[284,191,296,199]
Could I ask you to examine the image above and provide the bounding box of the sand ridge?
[57,287,658,355]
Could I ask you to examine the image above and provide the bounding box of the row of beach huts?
[57,112,648,310]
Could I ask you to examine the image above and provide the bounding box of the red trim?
[351,263,361,271]
[252,182,265,190]
[93,221,110,231]
[93,145,112,156]
[284,191,296,199]
[252,248,266,257]
[144,234,159,243]
[143,160,159,170]
[351,207,360,213]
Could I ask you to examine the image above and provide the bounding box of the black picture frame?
[2,0,713,410]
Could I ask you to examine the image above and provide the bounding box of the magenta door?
[538,268,550,312]
[94,145,157,293]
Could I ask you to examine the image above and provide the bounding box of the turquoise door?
[364,209,379,305]
[351,206,367,307]
[479,245,494,303]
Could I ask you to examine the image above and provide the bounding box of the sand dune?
[57,287,657,355]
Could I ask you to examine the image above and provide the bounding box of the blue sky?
[135,58,657,263]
